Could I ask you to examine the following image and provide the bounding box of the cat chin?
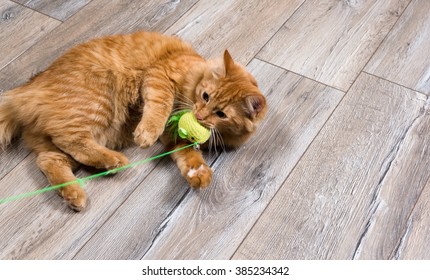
[222,133,253,149]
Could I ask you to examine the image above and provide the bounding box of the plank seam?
[71,147,167,259]
[253,58,346,93]
[230,85,348,259]
[9,0,62,22]
[358,0,414,92]
[140,152,223,259]
[253,0,307,62]
[0,149,32,182]
[139,188,192,259]
[161,0,200,33]
[363,71,429,97]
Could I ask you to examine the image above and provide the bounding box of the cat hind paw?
[60,185,87,212]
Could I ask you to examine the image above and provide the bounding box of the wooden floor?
[1,0,429,260]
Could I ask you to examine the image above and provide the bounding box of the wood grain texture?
[0,0,198,260]
[0,140,29,180]
[257,0,409,91]
[365,0,430,95]
[14,0,91,21]
[233,73,427,260]
[0,144,163,259]
[73,152,219,260]
[73,59,288,259]
[166,0,305,65]
[353,102,430,259]
[3,0,430,260]
[0,0,59,176]
[394,178,430,259]
[0,0,198,91]
[139,60,343,259]
[0,0,60,70]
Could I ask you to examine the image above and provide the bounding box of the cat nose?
[195,113,203,121]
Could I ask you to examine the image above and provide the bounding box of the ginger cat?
[0,31,267,211]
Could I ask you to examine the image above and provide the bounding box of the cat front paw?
[184,163,213,189]
[134,126,162,148]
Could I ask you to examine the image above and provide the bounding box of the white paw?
[185,164,212,189]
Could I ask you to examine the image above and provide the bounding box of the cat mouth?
[197,120,211,129]
[192,112,211,129]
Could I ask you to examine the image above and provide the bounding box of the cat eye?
[202,92,210,102]
[216,110,227,118]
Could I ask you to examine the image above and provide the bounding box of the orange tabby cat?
[0,31,267,211]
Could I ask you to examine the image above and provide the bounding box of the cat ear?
[244,94,266,119]
[223,50,235,75]
[210,62,225,79]
[209,50,235,79]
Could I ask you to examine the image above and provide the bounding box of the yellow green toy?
[167,111,211,144]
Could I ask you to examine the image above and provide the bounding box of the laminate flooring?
[0,0,429,260]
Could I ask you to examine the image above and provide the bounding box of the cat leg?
[23,132,86,211]
[51,132,128,170]
[170,142,213,188]
[134,74,175,148]
[37,151,87,211]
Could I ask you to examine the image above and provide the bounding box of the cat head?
[193,50,267,149]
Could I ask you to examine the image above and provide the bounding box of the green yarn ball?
[177,112,211,144]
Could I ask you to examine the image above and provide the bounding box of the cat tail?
[0,91,20,150]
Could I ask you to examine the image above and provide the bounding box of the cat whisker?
[173,100,192,109]
[175,93,194,107]
[215,128,225,153]
[172,106,190,114]
[172,104,193,114]
[209,128,216,155]
[174,98,193,106]
[173,97,194,112]
[209,127,225,155]
[177,92,194,102]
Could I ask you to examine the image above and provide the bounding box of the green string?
[0,142,197,205]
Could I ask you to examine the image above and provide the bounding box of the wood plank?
[73,152,219,260]
[73,59,288,259]
[0,0,199,259]
[166,0,305,65]
[233,73,427,259]
[74,58,310,260]
[257,0,409,91]
[365,0,430,95]
[394,178,430,259]
[353,102,430,259]
[0,0,60,71]
[0,140,29,180]
[14,0,91,21]
[0,0,198,92]
[0,0,60,176]
[76,59,343,260]
[1,0,197,174]
[0,144,163,259]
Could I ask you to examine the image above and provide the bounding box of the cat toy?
[0,142,197,205]
[0,111,211,205]
[167,111,211,144]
